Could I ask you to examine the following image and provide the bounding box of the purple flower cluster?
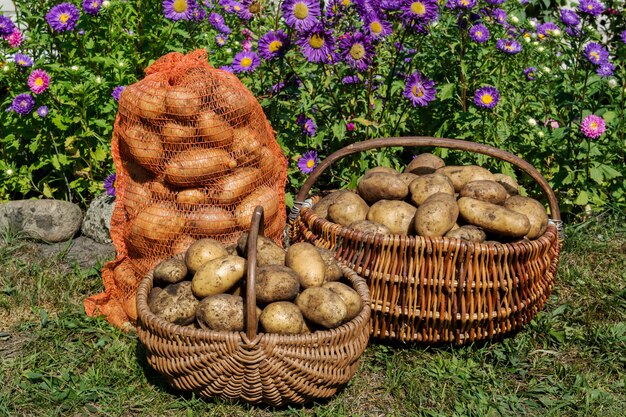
[496,38,522,55]
[621,30,626,44]
[14,53,34,67]
[282,0,321,32]
[401,0,439,29]
[82,0,102,16]
[258,30,289,60]
[232,51,260,73]
[338,32,375,72]
[10,93,35,115]
[584,42,613,76]
[104,173,117,197]
[0,15,15,36]
[560,9,580,27]
[403,71,436,107]
[209,12,231,34]
[297,23,335,64]
[112,86,126,102]
[580,114,605,139]
[469,24,490,43]
[46,3,80,32]
[578,0,605,16]
[492,8,507,25]
[524,67,537,81]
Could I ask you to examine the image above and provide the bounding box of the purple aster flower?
[401,0,439,27]
[342,75,361,84]
[215,34,228,46]
[219,65,234,72]
[578,0,605,16]
[469,23,489,43]
[104,173,116,197]
[282,0,321,32]
[537,22,559,39]
[596,61,614,77]
[365,15,393,40]
[0,15,16,36]
[338,32,375,72]
[11,93,35,115]
[448,0,478,10]
[241,28,254,40]
[242,39,253,51]
[46,3,81,32]
[580,114,605,139]
[474,86,499,109]
[37,105,49,118]
[303,118,317,136]
[560,9,580,27]
[232,50,260,73]
[191,6,207,20]
[621,30,626,44]
[269,81,285,93]
[112,86,126,101]
[403,71,436,107]
[296,23,335,64]
[28,69,51,94]
[496,38,522,54]
[14,53,34,67]
[297,150,319,174]
[82,0,102,15]
[565,25,582,38]
[584,42,609,65]
[484,0,504,4]
[492,8,507,25]
[163,0,197,21]
[381,0,403,10]
[208,12,231,34]
[258,30,289,60]
[325,0,347,20]
[523,67,537,81]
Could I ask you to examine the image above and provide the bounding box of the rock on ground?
[37,236,116,270]
[0,199,83,243]
[81,193,115,244]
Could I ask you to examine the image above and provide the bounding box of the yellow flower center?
[370,21,382,34]
[59,13,70,24]
[92,1,99,7]
[412,85,424,97]
[234,5,241,11]
[173,0,188,13]
[505,44,513,50]
[481,94,493,104]
[309,34,324,49]
[590,121,598,130]
[35,78,44,86]
[241,57,252,67]
[590,52,599,61]
[475,30,482,37]
[269,40,283,52]
[306,159,315,169]
[341,0,351,5]
[294,3,309,19]
[18,60,25,65]
[349,43,366,60]
[411,2,426,15]
[461,0,469,5]
[587,4,593,9]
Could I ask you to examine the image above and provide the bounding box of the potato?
[164,148,237,187]
[404,153,445,175]
[135,89,167,120]
[192,255,246,298]
[225,243,238,256]
[327,192,369,227]
[215,168,262,204]
[362,166,399,177]
[317,248,343,282]
[493,173,520,195]
[236,232,286,266]
[322,281,362,322]
[285,242,326,288]
[131,203,186,242]
[149,281,199,325]
[367,200,417,235]
[231,127,263,163]
[184,238,228,274]
[212,73,256,125]
[124,160,152,183]
[347,219,392,236]
[171,234,196,255]
[311,190,352,219]
[503,195,548,239]
[414,193,459,237]
[459,180,508,205]
[234,186,280,229]
[124,179,151,218]
[296,287,347,329]
[254,147,280,178]
[153,257,188,284]
[260,302,305,334]
[435,165,495,192]
[161,120,197,145]
[408,173,455,206]
[176,188,210,206]
[458,197,531,237]
[445,225,486,242]
[196,294,260,331]
[196,110,234,147]
[397,172,419,186]
[255,265,300,303]
[120,123,164,170]
[357,172,409,204]
[165,87,203,120]
[188,207,236,237]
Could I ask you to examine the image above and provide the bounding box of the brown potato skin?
[285,242,325,288]
[459,180,508,205]
[311,190,352,219]
[120,123,164,171]
[409,173,455,206]
[414,193,459,237]
[187,207,236,237]
[458,197,531,237]
[149,281,199,325]
[326,192,369,227]
[192,255,246,298]
[237,232,286,266]
[196,294,246,331]
[214,168,261,205]
[255,265,300,303]
[367,200,417,235]
[445,225,486,242]
[260,302,305,334]
[164,148,237,187]
[184,238,228,274]
[404,153,445,175]
[357,172,409,204]
[347,220,392,236]
[196,111,234,147]
[503,195,548,239]
[493,173,520,195]
[435,165,495,192]
[234,186,280,229]
[130,203,186,242]
[176,188,209,206]
[317,248,343,282]
[362,166,399,177]
[153,257,188,284]
[296,287,347,329]
[322,281,362,322]
[397,172,419,186]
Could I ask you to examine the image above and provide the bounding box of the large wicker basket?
[289,137,562,345]
[136,207,371,406]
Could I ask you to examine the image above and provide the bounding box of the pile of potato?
[147,236,362,334]
[311,153,549,243]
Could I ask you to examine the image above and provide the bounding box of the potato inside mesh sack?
[84,50,288,330]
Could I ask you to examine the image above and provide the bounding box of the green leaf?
[84,38,95,50]
[598,164,622,179]
[52,114,69,131]
[574,190,589,205]
[589,167,604,184]
[92,147,107,162]
[332,122,346,141]
[51,155,61,171]
[42,184,54,198]
[438,83,455,101]
[352,117,374,127]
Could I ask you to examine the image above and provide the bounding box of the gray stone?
[37,236,116,270]
[81,193,115,244]
[0,199,83,243]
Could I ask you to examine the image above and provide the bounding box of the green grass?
[1,212,625,417]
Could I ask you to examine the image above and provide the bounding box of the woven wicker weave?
[289,137,562,345]
[136,207,371,406]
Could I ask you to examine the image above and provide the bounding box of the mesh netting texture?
[84,50,288,329]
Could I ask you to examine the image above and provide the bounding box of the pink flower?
[5,28,22,47]
[28,69,51,94]
[580,114,606,139]
[346,122,355,131]
[242,39,253,52]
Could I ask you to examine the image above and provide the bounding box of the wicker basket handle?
[295,136,561,221]
[245,206,265,340]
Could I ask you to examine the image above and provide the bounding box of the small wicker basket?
[136,206,371,406]
[289,137,562,345]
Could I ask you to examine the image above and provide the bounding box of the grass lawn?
[1,212,624,417]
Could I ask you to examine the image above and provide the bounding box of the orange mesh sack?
[84,50,288,330]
